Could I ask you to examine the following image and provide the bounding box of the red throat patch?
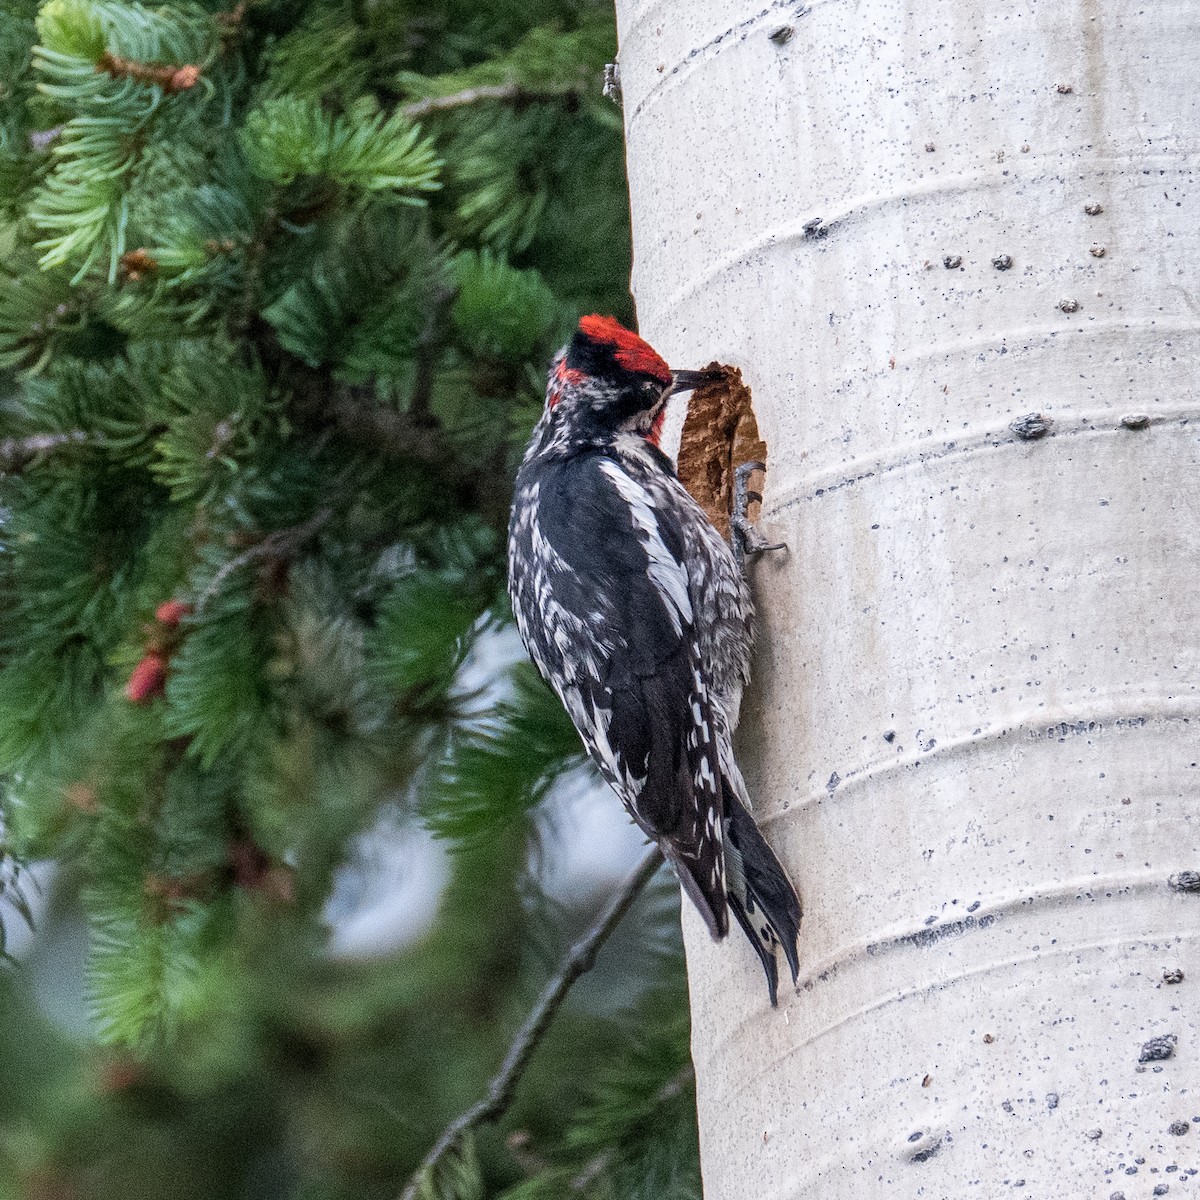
[647,405,668,447]
[578,314,672,385]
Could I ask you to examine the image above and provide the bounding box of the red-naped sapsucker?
[507,315,801,1004]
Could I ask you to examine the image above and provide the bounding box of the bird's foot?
[732,461,786,568]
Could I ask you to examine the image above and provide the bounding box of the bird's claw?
[731,461,787,568]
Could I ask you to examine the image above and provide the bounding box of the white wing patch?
[597,459,693,636]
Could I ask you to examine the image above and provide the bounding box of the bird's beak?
[670,367,721,394]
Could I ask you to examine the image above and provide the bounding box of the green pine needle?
[85,893,222,1046]
[35,0,216,80]
[28,0,218,278]
[263,208,448,373]
[164,607,275,769]
[414,1132,484,1200]
[451,250,558,361]
[145,343,268,502]
[240,96,441,196]
[0,256,79,371]
[420,660,584,844]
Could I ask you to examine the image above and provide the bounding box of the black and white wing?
[508,450,731,938]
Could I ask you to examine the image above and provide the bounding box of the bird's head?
[544,315,712,447]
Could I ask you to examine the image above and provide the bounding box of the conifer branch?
[195,507,332,614]
[399,847,666,1200]
[96,51,202,93]
[567,1062,696,1191]
[0,430,90,474]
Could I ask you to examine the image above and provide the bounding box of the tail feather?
[725,794,802,1006]
[660,764,802,1005]
[666,842,729,940]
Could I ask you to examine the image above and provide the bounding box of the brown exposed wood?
[675,363,767,540]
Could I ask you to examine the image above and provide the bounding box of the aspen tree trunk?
[612,1,1200,1195]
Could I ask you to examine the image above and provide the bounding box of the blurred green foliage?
[0,0,701,1196]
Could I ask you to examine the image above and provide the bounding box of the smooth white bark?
[614,1,1200,1195]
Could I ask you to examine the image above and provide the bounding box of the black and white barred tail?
[666,752,801,1006]
[724,794,802,1006]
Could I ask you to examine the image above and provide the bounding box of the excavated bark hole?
[676,363,767,542]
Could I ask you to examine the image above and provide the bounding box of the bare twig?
[402,82,526,119]
[0,431,90,474]
[195,507,332,614]
[97,50,201,92]
[401,81,587,120]
[399,847,666,1200]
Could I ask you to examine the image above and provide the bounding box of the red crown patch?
[578,314,672,385]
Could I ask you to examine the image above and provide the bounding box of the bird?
[507,314,801,1005]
